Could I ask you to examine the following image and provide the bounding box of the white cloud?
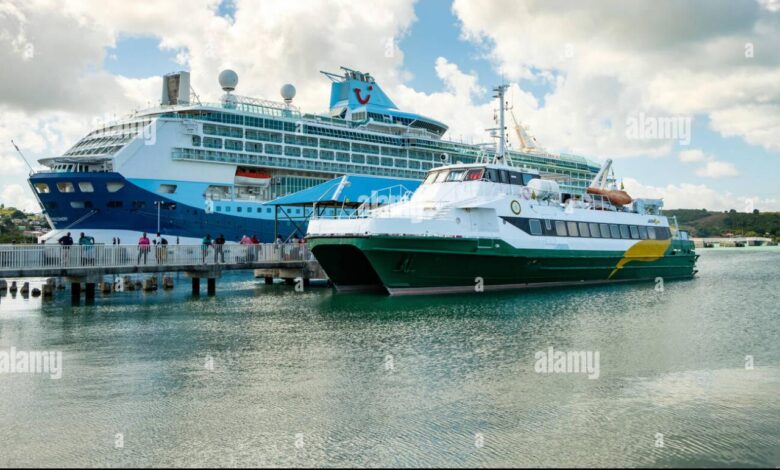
[624,177,780,212]
[695,160,739,178]
[453,0,780,154]
[0,184,38,212]
[677,149,739,178]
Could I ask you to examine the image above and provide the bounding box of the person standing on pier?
[137,232,151,265]
[201,234,212,264]
[214,234,226,263]
[251,234,261,261]
[240,234,253,262]
[58,232,73,265]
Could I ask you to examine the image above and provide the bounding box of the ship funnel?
[161,71,191,106]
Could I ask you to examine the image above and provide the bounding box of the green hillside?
[664,209,780,239]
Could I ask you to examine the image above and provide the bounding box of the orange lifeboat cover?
[586,187,633,206]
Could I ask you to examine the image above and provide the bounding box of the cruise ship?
[29,67,601,244]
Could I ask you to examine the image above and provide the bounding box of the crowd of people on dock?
[42,231,310,266]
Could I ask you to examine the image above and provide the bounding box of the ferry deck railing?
[0,243,314,274]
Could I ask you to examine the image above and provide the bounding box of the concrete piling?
[163,276,174,289]
[21,282,30,295]
[143,277,158,291]
[42,283,54,297]
[31,288,41,297]
[85,283,96,301]
[207,278,216,296]
[71,282,81,304]
[99,282,112,294]
[192,277,200,296]
[0,279,7,292]
[10,281,18,294]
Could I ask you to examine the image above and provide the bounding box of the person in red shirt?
[137,232,151,264]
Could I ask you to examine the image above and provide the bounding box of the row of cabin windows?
[214,206,308,216]
[424,168,540,185]
[526,218,663,240]
[34,181,125,194]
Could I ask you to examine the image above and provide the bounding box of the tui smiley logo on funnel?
[354,85,372,105]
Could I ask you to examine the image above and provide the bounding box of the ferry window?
[545,219,552,231]
[529,219,543,235]
[522,173,540,185]
[46,202,58,209]
[225,207,231,213]
[638,226,648,239]
[216,206,222,212]
[508,172,523,185]
[610,224,621,238]
[237,207,242,213]
[464,168,484,181]
[34,183,50,194]
[192,135,201,147]
[247,207,252,213]
[578,222,590,237]
[70,201,86,209]
[567,221,579,237]
[485,169,499,182]
[423,172,438,185]
[620,225,630,239]
[647,226,657,240]
[600,223,610,238]
[132,201,146,209]
[107,201,123,208]
[78,182,94,193]
[555,220,567,236]
[629,225,639,239]
[589,223,601,238]
[445,170,465,182]
[56,182,75,193]
[107,182,125,193]
[433,171,449,183]
[498,170,509,184]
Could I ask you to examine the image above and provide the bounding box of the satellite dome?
[280,83,296,103]
[218,69,239,92]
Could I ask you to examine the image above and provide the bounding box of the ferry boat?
[306,88,698,295]
[28,68,601,244]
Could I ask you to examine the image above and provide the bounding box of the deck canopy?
[267,174,420,209]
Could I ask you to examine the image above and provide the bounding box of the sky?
[1,0,779,213]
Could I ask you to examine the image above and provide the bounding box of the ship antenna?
[10,140,34,175]
[492,84,509,165]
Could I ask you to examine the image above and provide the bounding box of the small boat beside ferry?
[306,87,698,295]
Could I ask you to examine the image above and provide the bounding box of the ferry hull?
[308,236,697,295]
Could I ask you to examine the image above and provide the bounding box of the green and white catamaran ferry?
[306,86,698,295]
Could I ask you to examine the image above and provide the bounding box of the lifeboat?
[235,168,272,187]
[586,187,633,206]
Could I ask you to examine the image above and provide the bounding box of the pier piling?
[85,283,96,301]
[71,282,81,304]
[207,278,216,296]
[192,278,200,296]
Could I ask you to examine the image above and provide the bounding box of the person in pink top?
[240,235,253,262]
[137,232,151,265]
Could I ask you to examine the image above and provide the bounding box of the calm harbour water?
[1,248,778,468]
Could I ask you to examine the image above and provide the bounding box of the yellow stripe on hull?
[608,239,672,279]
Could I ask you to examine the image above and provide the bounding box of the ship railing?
[0,243,314,273]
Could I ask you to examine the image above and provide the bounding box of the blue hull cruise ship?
[29,67,600,244]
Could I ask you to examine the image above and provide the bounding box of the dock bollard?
[31,288,41,297]
[0,280,7,292]
[142,277,157,291]
[21,282,30,295]
[10,281,18,294]
[42,283,54,298]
